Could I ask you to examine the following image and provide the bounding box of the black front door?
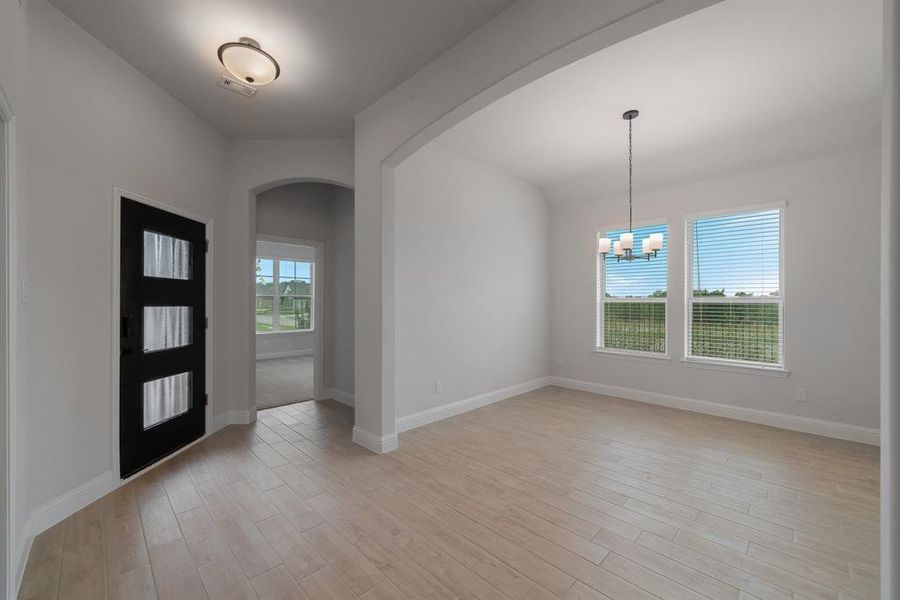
[120,198,206,478]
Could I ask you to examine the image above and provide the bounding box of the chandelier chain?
[628,116,633,233]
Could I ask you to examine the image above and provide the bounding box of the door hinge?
[204,239,209,253]
[204,317,209,329]
[203,393,209,406]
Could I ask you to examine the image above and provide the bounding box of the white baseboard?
[395,376,551,433]
[256,349,313,360]
[228,410,253,425]
[352,425,398,454]
[324,387,354,407]
[211,411,230,433]
[31,471,116,535]
[211,410,253,429]
[548,376,880,446]
[15,470,116,591]
[14,522,33,597]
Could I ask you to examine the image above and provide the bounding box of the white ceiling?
[49,0,515,139]
[437,0,883,204]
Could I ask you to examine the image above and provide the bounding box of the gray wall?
[394,143,550,421]
[256,183,355,396]
[329,188,356,395]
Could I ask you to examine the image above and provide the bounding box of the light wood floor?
[19,387,880,600]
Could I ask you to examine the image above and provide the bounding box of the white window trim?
[593,348,672,363]
[680,356,789,377]
[595,218,670,358]
[256,255,315,334]
[682,201,787,374]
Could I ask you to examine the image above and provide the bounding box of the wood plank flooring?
[18,387,881,599]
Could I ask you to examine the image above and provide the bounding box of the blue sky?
[692,210,780,296]
[603,210,780,298]
[257,258,312,281]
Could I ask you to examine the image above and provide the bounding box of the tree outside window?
[256,257,313,333]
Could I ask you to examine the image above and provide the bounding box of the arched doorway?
[248,179,354,422]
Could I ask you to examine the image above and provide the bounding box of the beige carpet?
[255,355,314,409]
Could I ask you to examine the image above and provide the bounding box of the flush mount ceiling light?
[217,37,280,86]
[598,109,663,262]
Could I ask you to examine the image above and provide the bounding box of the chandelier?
[598,109,662,262]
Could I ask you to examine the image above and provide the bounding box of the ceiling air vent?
[216,75,258,97]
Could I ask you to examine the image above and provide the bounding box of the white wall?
[8,0,229,583]
[394,143,549,421]
[550,147,881,430]
[255,183,355,395]
[255,241,316,360]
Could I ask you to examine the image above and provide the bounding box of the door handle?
[121,315,139,355]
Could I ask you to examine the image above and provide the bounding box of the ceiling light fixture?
[598,109,662,262]
[217,37,280,86]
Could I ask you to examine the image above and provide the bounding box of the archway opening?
[249,180,355,427]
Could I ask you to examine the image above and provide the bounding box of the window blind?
[597,222,668,354]
[686,208,783,367]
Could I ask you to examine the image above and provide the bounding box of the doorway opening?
[252,182,355,414]
[254,239,319,408]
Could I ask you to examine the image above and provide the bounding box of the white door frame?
[110,186,214,482]
[0,81,16,600]
[253,234,326,410]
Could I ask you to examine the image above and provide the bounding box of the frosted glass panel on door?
[144,230,191,280]
[143,371,191,430]
[143,306,192,352]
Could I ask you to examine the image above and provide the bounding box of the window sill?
[681,358,789,377]
[256,329,314,335]
[593,348,671,363]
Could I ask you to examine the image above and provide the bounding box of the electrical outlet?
[434,380,443,394]
[794,387,808,403]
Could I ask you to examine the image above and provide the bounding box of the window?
[685,206,783,369]
[256,257,313,332]
[596,222,668,355]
